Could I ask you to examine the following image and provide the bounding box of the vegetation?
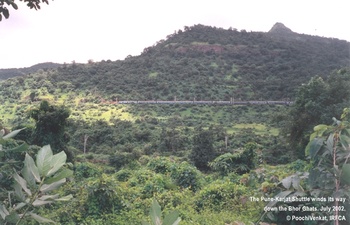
[1,24,350,224]
[0,130,72,224]
[260,110,350,224]
[0,0,51,21]
[282,69,350,158]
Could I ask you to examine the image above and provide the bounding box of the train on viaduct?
[116,100,293,105]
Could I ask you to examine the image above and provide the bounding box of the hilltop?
[1,23,349,101]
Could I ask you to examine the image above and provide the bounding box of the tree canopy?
[0,0,50,21]
[283,68,350,158]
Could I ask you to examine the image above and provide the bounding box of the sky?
[0,0,349,68]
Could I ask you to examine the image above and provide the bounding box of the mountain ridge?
[0,62,62,80]
[0,23,349,102]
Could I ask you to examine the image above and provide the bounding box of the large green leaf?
[36,145,53,177]
[44,168,73,184]
[13,172,32,196]
[307,137,323,158]
[13,202,26,211]
[23,153,41,185]
[5,211,20,223]
[281,176,292,189]
[292,176,301,191]
[29,212,55,224]
[163,211,181,225]
[0,204,9,220]
[2,128,25,139]
[32,199,54,206]
[326,133,334,154]
[150,199,162,225]
[46,151,67,177]
[13,182,26,201]
[54,194,73,201]
[38,194,60,201]
[40,178,66,193]
[340,134,350,151]
[341,164,350,185]
[5,142,29,153]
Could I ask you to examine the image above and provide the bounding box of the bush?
[195,180,248,211]
[74,162,102,179]
[147,156,174,174]
[115,169,132,182]
[109,151,134,170]
[209,142,258,175]
[170,161,203,192]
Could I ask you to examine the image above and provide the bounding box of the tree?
[0,0,51,21]
[209,142,258,175]
[29,101,72,160]
[284,69,350,159]
[261,110,350,224]
[190,126,217,171]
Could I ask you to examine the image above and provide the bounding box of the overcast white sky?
[0,0,349,68]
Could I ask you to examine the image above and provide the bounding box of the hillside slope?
[0,23,349,122]
[33,24,350,100]
[0,62,62,80]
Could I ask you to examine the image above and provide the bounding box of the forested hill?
[1,23,350,101]
[0,62,62,80]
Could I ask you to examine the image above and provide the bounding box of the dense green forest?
[1,24,350,224]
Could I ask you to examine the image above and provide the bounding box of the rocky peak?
[269,22,294,34]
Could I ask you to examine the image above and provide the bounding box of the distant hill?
[0,23,349,104]
[0,62,62,80]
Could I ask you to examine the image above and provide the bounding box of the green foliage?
[109,151,137,170]
[142,199,181,225]
[170,161,203,192]
[147,157,203,192]
[306,115,350,224]
[74,162,102,179]
[0,0,51,21]
[30,100,72,160]
[284,70,350,158]
[195,179,249,212]
[261,111,350,224]
[115,169,132,182]
[147,156,175,174]
[0,128,29,203]
[2,24,350,224]
[85,174,122,215]
[0,145,73,224]
[209,142,258,175]
[190,126,217,171]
